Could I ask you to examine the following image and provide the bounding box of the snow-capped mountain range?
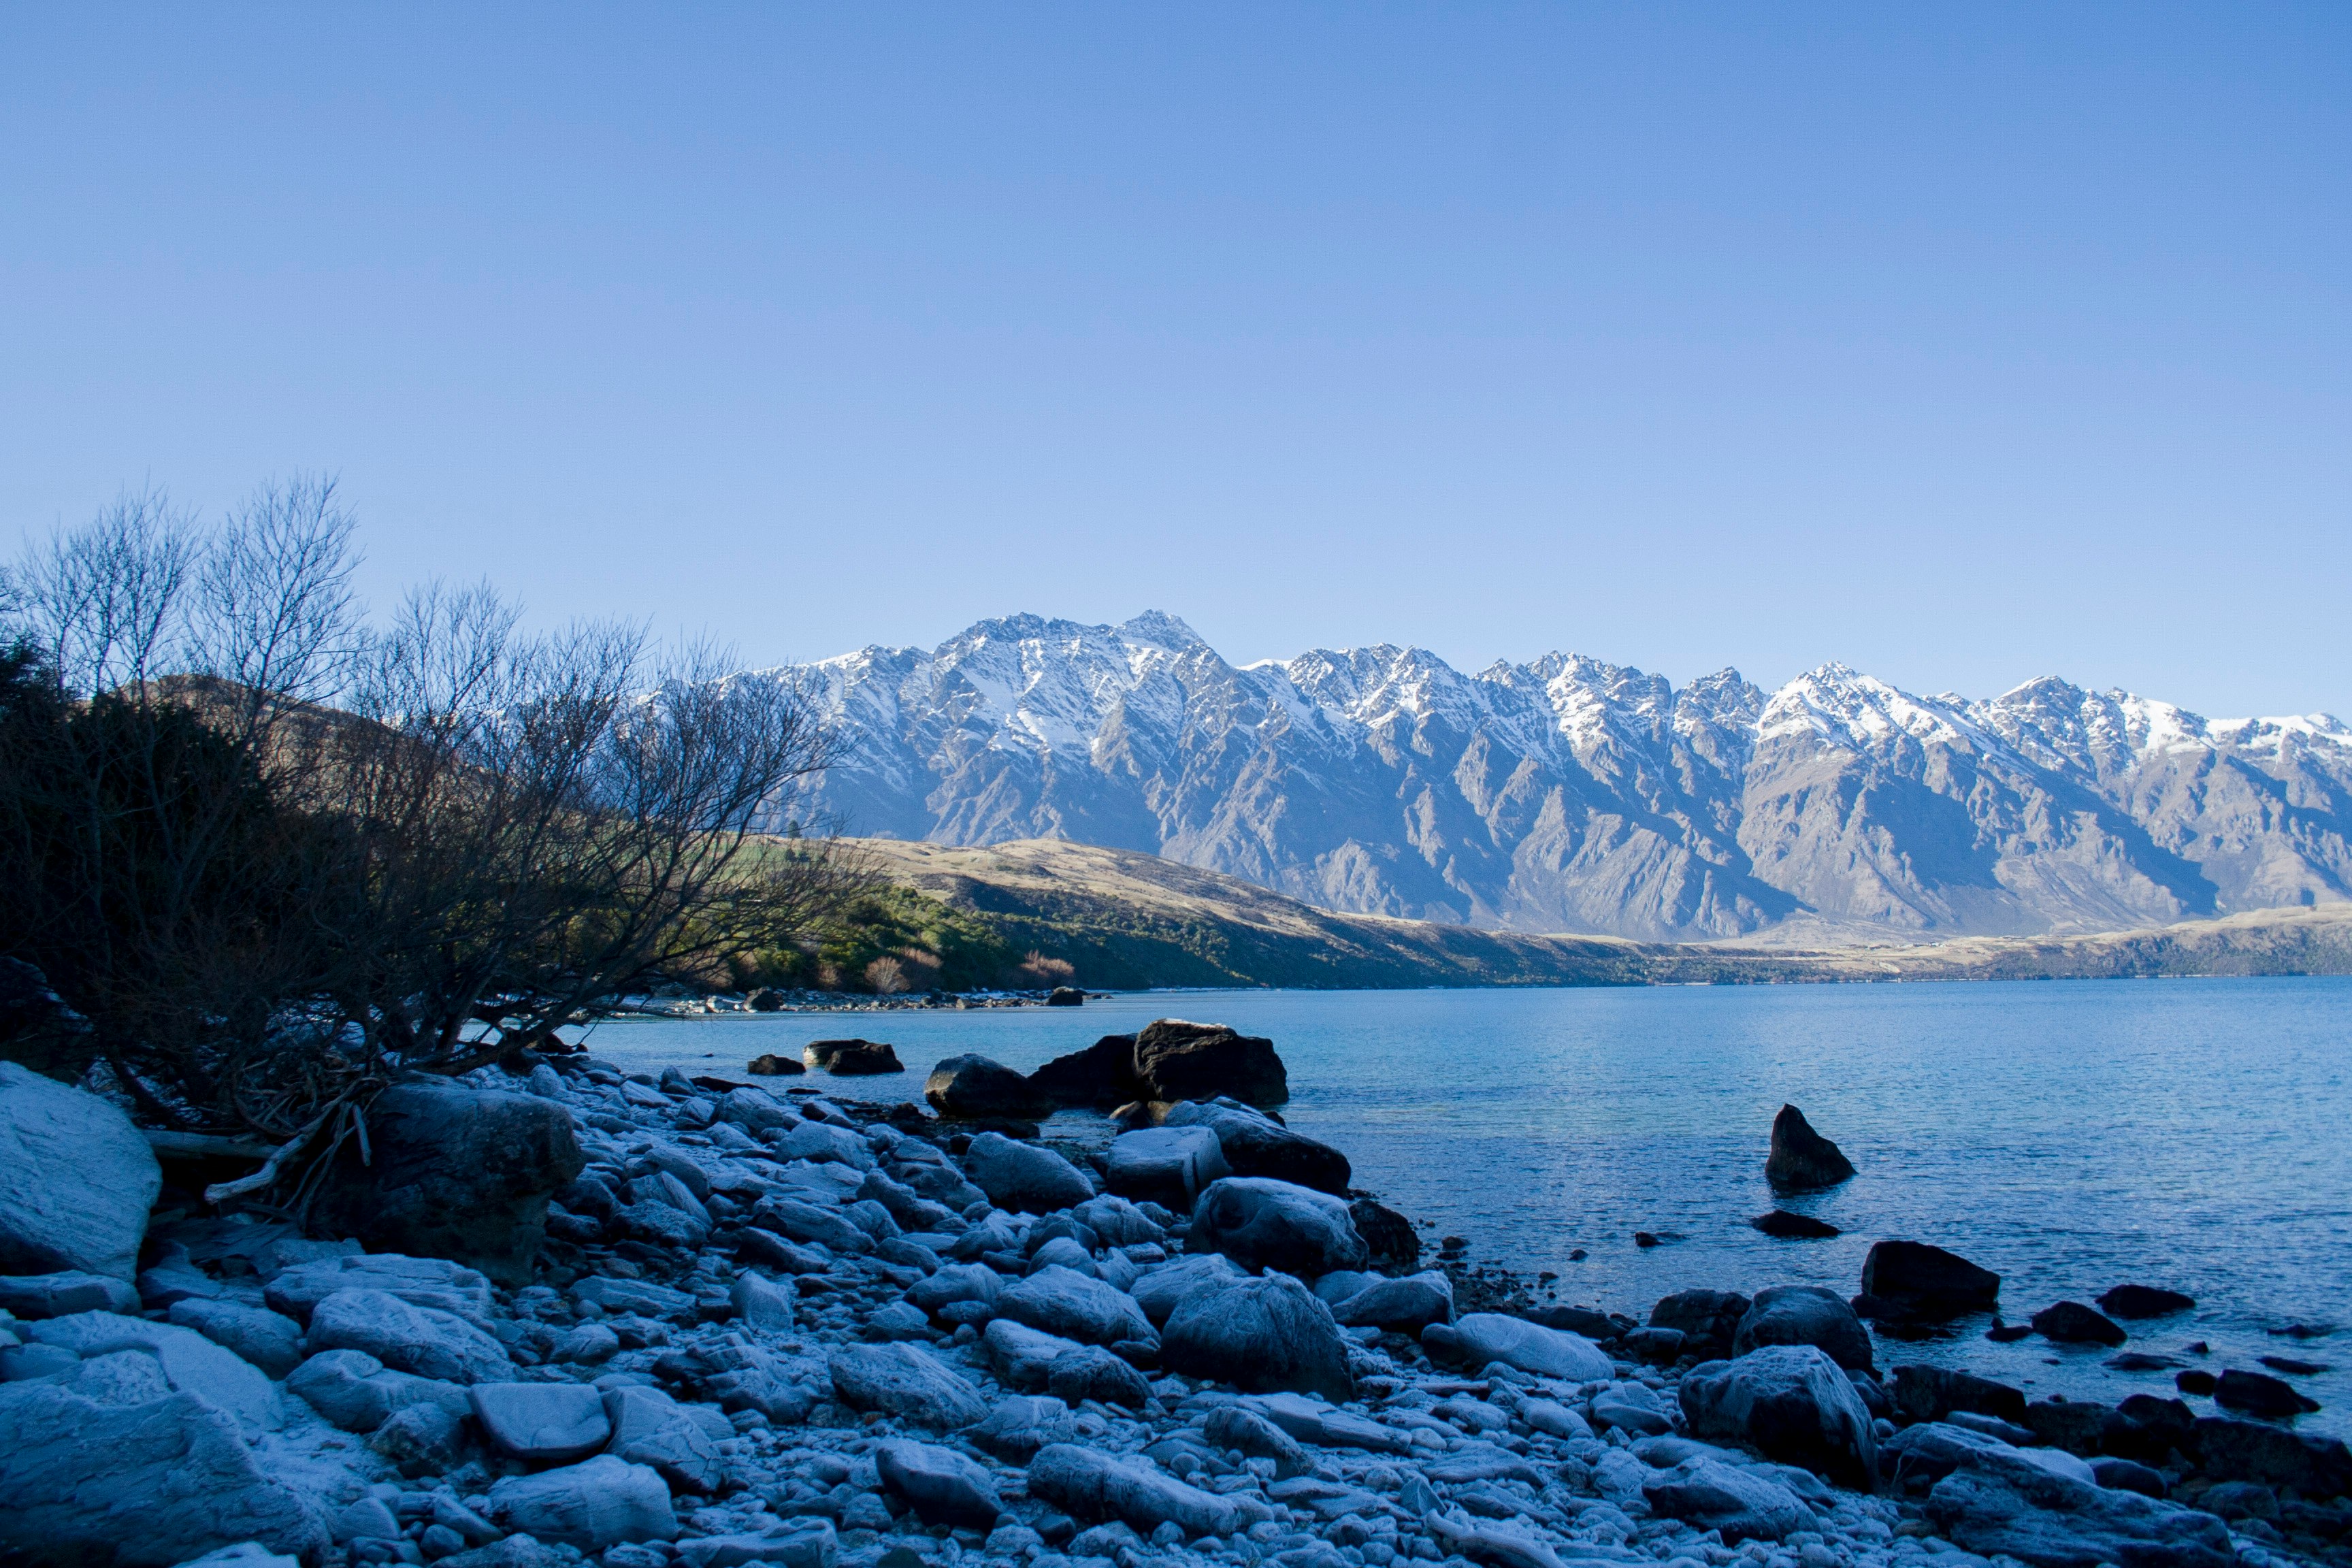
[762,612,2352,943]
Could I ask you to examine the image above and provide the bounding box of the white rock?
[165,1298,305,1378]
[0,1062,161,1281]
[487,1453,678,1550]
[29,1311,281,1433]
[1441,1312,1613,1382]
[0,1269,142,1318]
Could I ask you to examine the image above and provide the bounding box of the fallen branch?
[203,1107,336,1205]
[144,1130,280,1162]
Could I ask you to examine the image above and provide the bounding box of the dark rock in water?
[1891,1364,2027,1425]
[746,988,785,1012]
[1164,1097,1348,1194]
[746,1054,804,1076]
[1765,1104,1855,1190]
[1029,1034,1144,1109]
[1349,1198,1420,1271]
[1986,1322,2034,1343]
[2261,1354,2330,1375]
[1751,1209,1840,1239]
[925,1054,1049,1120]
[310,1081,583,1287]
[1650,1290,1752,1360]
[804,1039,903,1075]
[2270,1322,2332,1339]
[2099,1284,2194,1319]
[1734,1284,1874,1373]
[1045,986,1084,1007]
[1858,1239,2000,1320]
[1623,1326,1686,1363]
[1633,1231,1663,1248]
[2106,1352,2182,1371]
[2216,1368,2321,1418]
[1133,1019,1288,1108]
[2193,1416,2352,1494]
[1535,1305,1622,1341]
[2031,1301,2127,1346]
[2107,1394,2197,1463]
[2175,1369,2218,1396]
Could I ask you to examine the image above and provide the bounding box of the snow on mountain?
[760,614,2352,943]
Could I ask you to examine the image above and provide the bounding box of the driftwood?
[142,1130,280,1162]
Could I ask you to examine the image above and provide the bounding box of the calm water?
[587,977,2352,1434]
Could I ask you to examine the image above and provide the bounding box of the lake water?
[585,976,2352,1435]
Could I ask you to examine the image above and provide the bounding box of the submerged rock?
[1750,1209,1841,1239]
[1765,1105,1855,1190]
[1857,1239,2000,1320]
[2031,1300,2127,1346]
[2099,1283,2195,1319]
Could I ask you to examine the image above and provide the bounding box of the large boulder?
[166,1297,305,1378]
[2031,1301,2126,1347]
[803,1039,902,1075]
[1160,1273,1356,1402]
[1765,1105,1854,1190]
[1678,1345,1878,1489]
[962,1132,1094,1213]
[308,1081,584,1287]
[1105,1126,1228,1211]
[2098,1284,2195,1320]
[0,1384,326,1565]
[996,1264,1156,1348]
[1160,1098,1348,1193]
[0,1269,141,1319]
[1132,1254,1247,1326]
[1923,1441,2234,1568]
[0,1060,161,1281]
[828,1342,988,1429]
[1189,1177,1367,1277]
[1028,1443,1270,1538]
[926,1055,1049,1120]
[1028,1034,1145,1109]
[1857,1239,2000,1320]
[284,1348,468,1433]
[486,1454,677,1551]
[1132,1019,1287,1107]
[306,1286,515,1384]
[1733,1285,1874,1372]
[1426,1312,1612,1382]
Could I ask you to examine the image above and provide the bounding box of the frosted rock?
[0,1062,161,1281]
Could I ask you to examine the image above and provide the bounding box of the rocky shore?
[0,1025,2344,1568]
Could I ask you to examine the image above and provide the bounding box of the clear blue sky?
[3,5,2346,718]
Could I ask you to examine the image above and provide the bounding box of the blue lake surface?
[586,975,2352,1434]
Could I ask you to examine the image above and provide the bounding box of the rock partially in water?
[1046,985,1085,1007]
[2098,1284,2195,1319]
[2031,1301,2126,1346]
[1750,1209,1841,1239]
[926,1054,1049,1120]
[1765,1104,1855,1190]
[2215,1367,2321,1418]
[1733,1285,1874,1373]
[1857,1239,2000,1320]
[1132,1019,1288,1109]
[802,1038,902,1075]
[1891,1364,2028,1426]
[1350,1198,1421,1271]
[0,1060,161,1282]
[1028,1034,1145,1108]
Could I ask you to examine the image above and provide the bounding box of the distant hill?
[759,612,2352,944]
[845,837,2352,988]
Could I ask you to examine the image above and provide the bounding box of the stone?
[802,1039,902,1075]
[1891,1365,2029,1425]
[1202,1403,1310,1475]
[0,1061,162,1281]
[1132,1019,1288,1107]
[28,1311,280,1433]
[746,1054,804,1076]
[732,1269,798,1332]
[1349,1198,1420,1271]
[306,1286,515,1383]
[264,1252,496,1325]
[2092,1456,2168,1497]
[909,1260,1003,1319]
[674,1523,836,1568]
[1046,985,1084,1006]
[962,1131,1094,1212]
[986,1317,1087,1390]
[1161,1098,1347,1194]
[1028,1034,1145,1108]
[487,1454,678,1550]
[1750,1210,1841,1239]
[1678,1345,1878,1488]
[2025,1300,2126,1346]
[284,1348,468,1433]
[1189,1177,1367,1277]
[828,1341,988,1428]
[750,1198,870,1255]
[1027,1443,1268,1538]
[997,1264,1156,1347]
[1162,1272,1356,1401]
[603,1383,726,1492]
[1331,1271,1454,1333]
[308,1081,585,1287]
[876,1437,1004,1526]
[1105,1126,1230,1211]
[1623,1326,1686,1362]
[1925,1446,2234,1568]
[2193,1416,2352,1493]
[1858,1239,2001,1319]
[176,1546,303,1568]
[1131,1253,1246,1325]
[966,1394,1079,1463]
[472,1382,612,1463]
[1428,1312,1612,1382]
[719,1086,799,1132]
[2216,1367,2321,1418]
[0,1384,325,1565]
[370,1399,466,1476]
[572,1274,696,1319]
[0,1269,142,1318]
[1069,1194,1166,1245]
[1649,1290,1752,1358]
[1765,1105,1854,1190]
[166,1298,305,1377]
[1047,1343,1155,1408]
[1642,1458,1815,1543]
[925,1054,1049,1120]
[1247,1390,1418,1454]
[1592,1380,1674,1435]
[1733,1284,1874,1372]
[2099,1284,2195,1319]
[772,1120,875,1171]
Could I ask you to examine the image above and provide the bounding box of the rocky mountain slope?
[770,615,2352,943]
